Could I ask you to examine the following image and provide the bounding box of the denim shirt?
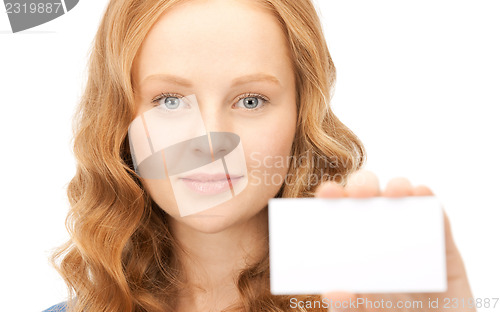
[42,301,67,312]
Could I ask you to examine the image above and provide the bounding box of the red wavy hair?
[50,0,366,311]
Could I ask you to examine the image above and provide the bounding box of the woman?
[44,0,474,311]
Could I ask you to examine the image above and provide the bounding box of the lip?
[179,173,244,195]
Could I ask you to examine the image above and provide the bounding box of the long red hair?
[50,0,366,311]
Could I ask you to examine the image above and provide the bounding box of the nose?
[153,96,242,176]
[177,96,240,165]
[194,99,237,158]
[208,132,240,160]
[199,103,228,134]
[187,131,239,160]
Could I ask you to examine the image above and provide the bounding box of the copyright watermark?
[290,297,499,310]
[3,0,79,33]
[248,151,365,187]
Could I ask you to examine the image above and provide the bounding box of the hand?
[316,169,476,312]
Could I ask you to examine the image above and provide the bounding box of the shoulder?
[42,301,67,312]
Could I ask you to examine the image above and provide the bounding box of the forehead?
[132,0,292,89]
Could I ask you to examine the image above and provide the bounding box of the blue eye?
[242,97,259,109]
[163,97,181,109]
[235,94,269,110]
[152,93,190,111]
[151,92,269,111]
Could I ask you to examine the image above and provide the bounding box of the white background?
[0,1,498,311]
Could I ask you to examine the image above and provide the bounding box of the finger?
[442,209,464,279]
[315,181,348,198]
[443,210,457,254]
[444,210,458,265]
[344,169,381,198]
[413,184,434,196]
[441,209,474,300]
[381,177,414,197]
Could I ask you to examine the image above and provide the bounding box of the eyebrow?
[140,73,281,88]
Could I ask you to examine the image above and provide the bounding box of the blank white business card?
[268,196,447,295]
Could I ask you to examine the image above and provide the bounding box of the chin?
[178,215,237,234]
[170,202,243,234]
[168,189,267,234]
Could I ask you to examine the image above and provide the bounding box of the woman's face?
[131,0,296,233]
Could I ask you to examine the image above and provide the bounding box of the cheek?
[242,113,296,183]
[141,178,179,216]
[248,110,295,156]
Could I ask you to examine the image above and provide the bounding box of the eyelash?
[151,92,270,110]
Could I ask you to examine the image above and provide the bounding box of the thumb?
[442,207,473,291]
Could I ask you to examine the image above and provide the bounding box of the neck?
[168,208,269,311]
